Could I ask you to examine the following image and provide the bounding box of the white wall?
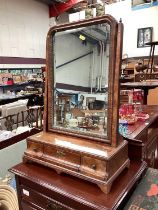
[55,33,109,89]
[0,140,26,177]
[105,0,158,57]
[55,33,92,87]
[0,0,49,60]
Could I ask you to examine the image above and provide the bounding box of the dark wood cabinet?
[121,82,158,104]
[10,161,147,210]
[124,106,158,168]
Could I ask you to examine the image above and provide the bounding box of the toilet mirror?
[45,16,122,144]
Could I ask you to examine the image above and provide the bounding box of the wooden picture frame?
[137,27,153,48]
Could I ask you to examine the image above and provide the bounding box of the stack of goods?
[25,86,39,94]
[0,73,13,85]
[119,88,148,125]
[119,104,137,125]
[96,4,105,17]
[12,75,22,84]
[119,103,149,137]
[120,89,148,125]
[119,103,149,125]
[128,89,144,104]
[0,175,19,210]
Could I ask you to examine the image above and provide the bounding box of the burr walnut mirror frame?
[45,15,122,146]
[24,15,130,194]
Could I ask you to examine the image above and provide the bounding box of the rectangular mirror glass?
[52,23,110,140]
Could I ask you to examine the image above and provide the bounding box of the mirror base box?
[23,132,130,194]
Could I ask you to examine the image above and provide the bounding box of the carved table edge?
[9,165,104,210]
[9,161,147,210]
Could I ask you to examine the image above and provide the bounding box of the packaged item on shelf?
[133,89,144,103]
[119,104,136,125]
[12,75,22,84]
[0,73,13,85]
[128,90,133,104]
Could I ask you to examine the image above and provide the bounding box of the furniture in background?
[120,56,158,83]
[120,54,158,105]
[121,81,158,104]
[147,87,158,105]
[0,105,43,150]
[0,104,43,180]
[0,99,28,130]
[146,41,158,74]
[135,73,158,82]
[124,105,158,169]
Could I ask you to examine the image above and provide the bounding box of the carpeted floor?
[124,168,158,210]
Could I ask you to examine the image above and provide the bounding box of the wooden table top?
[124,105,158,140]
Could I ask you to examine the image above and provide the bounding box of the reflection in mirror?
[53,23,110,138]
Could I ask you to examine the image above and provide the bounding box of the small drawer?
[21,201,36,210]
[80,156,107,180]
[43,145,80,171]
[152,74,158,79]
[20,186,69,210]
[25,141,43,157]
[135,74,146,82]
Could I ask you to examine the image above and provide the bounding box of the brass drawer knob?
[56,150,66,157]
[139,75,145,79]
[91,164,97,170]
[33,148,38,152]
[46,203,62,210]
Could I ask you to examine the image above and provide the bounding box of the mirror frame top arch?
[44,15,123,147]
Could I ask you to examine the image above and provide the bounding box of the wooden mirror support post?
[23,15,130,194]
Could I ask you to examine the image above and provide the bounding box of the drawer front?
[150,74,158,80]
[135,74,147,82]
[135,74,151,82]
[80,156,107,180]
[19,177,94,210]
[20,186,71,210]
[21,201,38,210]
[135,73,158,82]
[25,141,43,157]
[43,145,80,170]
